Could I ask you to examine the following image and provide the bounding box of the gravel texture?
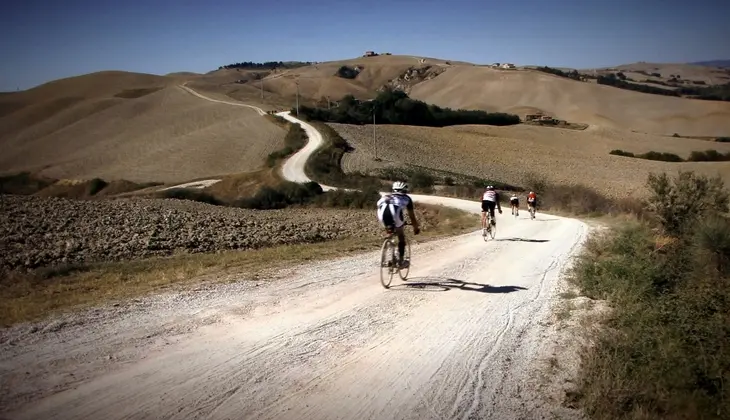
[0,194,386,271]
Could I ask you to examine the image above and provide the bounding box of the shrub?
[695,215,730,275]
[297,88,520,127]
[687,149,730,162]
[569,183,730,419]
[87,178,108,196]
[336,66,359,79]
[609,149,684,162]
[235,181,322,209]
[311,187,380,209]
[533,66,582,81]
[597,74,681,97]
[266,123,307,167]
[639,151,684,162]
[0,172,56,195]
[716,137,730,143]
[304,122,382,189]
[646,171,729,236]
[677,81,730,102]
[158,188,222,205]
[609,149,635,157]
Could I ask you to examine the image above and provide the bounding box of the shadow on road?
[496,237,550,243]
[533,218,560,222]
[388,277,529,293]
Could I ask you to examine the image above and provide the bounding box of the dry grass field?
[0,72,286,183]
[332,122,730,198]
[408,66,730,137]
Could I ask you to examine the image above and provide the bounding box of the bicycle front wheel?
[380,238,395,288]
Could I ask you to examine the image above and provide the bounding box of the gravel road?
[0,86,591,420]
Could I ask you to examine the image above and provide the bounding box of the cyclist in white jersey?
[377,181,421,268]
[509,193,519,216]
[481,185,503,229]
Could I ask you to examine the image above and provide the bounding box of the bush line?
[610,148,730,162]
[296,88,521,127]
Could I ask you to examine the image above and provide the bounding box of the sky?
[1,0,728,91]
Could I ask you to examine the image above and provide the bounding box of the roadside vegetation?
[568,170,730,419]
[297,88,521,127]
[304,121,384,189]
[265,120,308,167]
[610,148,730,162]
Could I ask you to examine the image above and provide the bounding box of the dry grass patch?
[113,87,163,99]
[202,168,281,203]
[1,85,286,183]
[0,202,475,327]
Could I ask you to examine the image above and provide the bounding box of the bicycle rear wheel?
[380,238,396,288]
[489,221,497,239]
[398,240,411,280]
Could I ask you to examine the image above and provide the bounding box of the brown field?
[332,122,730,198]
[0,71,286,184]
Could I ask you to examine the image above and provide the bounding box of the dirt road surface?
[0,86,591,420]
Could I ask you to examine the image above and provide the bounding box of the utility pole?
[373,104,377,160]
[295,80,300,117]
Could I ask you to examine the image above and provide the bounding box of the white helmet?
[486,185,494,190]
[392,181,408,193]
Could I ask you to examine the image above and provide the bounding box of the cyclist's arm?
[406,199,420,231]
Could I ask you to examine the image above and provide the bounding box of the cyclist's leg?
[395,226,406,265]
[481,201,489,228]
[394,209,406,264]
[489,201,497,225]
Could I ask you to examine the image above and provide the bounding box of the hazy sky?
[1,0,728,91]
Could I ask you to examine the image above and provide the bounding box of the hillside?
[215,55,730,136]
[408,65,730,136]
[0,71,286,183]
[689,60,730,68]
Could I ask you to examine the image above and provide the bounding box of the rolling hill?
[236,55,730,137]
[0,71,286,183]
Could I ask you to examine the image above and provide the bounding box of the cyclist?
[481,185,503,229]
[509,192,519,216]
[377,181,421,268]
[527,191,538,214]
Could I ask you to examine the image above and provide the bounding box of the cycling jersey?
[527,192,537,202]
[483,190,497,202]
[377,193,413,228]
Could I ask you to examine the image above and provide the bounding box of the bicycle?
[481,211,496,241]
[528,201,536,220]
[380,222,412,289]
